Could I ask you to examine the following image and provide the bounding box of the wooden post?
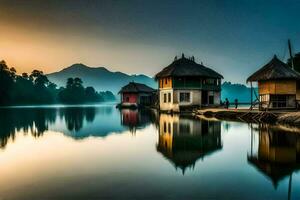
[288,39,294,70]
[250,82,253,110]
[288,173,292,200]
[250,123,253,156]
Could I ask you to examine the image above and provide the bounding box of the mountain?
[47,63,157,94]
[221,81,258,103]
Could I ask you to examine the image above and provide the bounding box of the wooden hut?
[247,55,300,110]
[118,82,156,108]
[155,54,223,112]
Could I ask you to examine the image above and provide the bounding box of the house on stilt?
[155,54,223,112]
[247,55,300,110]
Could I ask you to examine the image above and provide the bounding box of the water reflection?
[0,108,56,148]
[120,109,158,133]
[157,114,222,174]
[1,106,300,199]
[0,106,159,148]
[59,107,96,131]
[248,124,300,199]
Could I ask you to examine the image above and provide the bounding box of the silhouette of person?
[234,99,238,109]
[225,98,229,109]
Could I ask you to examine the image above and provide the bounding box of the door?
[202,91,208,105]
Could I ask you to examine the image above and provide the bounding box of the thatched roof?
[155,56,223,79]
[119,82,155,94]
[247,55,300,82]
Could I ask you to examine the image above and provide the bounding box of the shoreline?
[193,108,300,128]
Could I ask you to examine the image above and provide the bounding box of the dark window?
[168,123,171,133]
[165,78,168,84]
[179,92,190,102]
[164,93,167,103]
[168,93,171,102]
[164,122,167,133]
[206,79,215,85]
[125,97,129,102]
[271,95,288,108]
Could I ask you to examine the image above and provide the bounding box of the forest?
[0,60,115,105]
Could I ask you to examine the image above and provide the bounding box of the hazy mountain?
[47,63,157,94]
[221,81,258,103]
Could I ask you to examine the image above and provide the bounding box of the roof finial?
[182,53,185,58]
[174,56,177,61]
[273,54,277,59]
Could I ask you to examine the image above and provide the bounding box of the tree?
[0,60,15,105]
[85,87,100,102]
[58,77,85,104]
[66,78,74,89]
[30,70,49,88]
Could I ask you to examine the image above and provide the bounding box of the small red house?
[118,82,156,108]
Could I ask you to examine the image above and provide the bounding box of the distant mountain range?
[47,64,256,102]
[47,63,157,94]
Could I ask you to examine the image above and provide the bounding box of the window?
[206,79,215,85]
[180,92,190,102]
[164,122,167,133]
[168,123,171,133]
[168,93,171,102]
[270,95,291,108]
[164,93,167,103]
[165,78,168,84]
[126,97,129,102]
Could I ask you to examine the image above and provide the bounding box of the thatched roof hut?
[247,55,300,82]
[155,56,223,80]
[247,55,300,110]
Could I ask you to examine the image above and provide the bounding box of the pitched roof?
[119,82,155,93]
[247,55,300,82]
[155,56,223,79]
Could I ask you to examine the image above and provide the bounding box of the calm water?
[0,104,300,200]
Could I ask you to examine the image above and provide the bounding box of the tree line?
[0,60,115,105]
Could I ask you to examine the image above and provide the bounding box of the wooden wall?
[297,81,300,100]
[258,80,297,95]
[159,77,172,89]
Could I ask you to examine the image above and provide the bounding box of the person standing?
[225,98,229,109]
[234,99,238,109]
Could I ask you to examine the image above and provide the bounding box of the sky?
[0,0,300,84]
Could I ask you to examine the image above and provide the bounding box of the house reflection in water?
[156,114,222,174]
[120,109,157,133]
[248,125,300,199]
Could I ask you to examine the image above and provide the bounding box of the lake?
[0,104,299,200]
